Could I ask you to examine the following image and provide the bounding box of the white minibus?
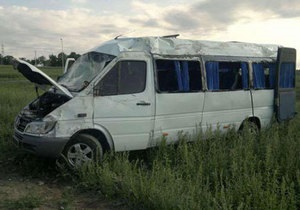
[13,36,296,167]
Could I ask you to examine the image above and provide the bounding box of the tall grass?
[78,123,300,209]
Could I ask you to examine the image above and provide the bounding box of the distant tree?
[0,51,81,66]
[30,59,35,65]
[37,56,46,65]
[49,54,59,66]
[68,52,81,60]
[3,55,14,65]
[19,57,32,64]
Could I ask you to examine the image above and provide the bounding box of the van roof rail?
[161,34,180,38]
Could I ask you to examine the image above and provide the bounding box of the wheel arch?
[71,127,114,153]
[239,116,261,131]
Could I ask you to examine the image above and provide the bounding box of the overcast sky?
[1,0,300,67]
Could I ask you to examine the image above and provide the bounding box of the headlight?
[24,119,56,135]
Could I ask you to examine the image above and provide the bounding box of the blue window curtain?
[269,63,276,88]
[252,63,265,88]
[174,61,183,91]
[181,61,190,91]
[205,62,219,90]
[241,62,249,89]
[174,61,190,91]
[280,63,295,88]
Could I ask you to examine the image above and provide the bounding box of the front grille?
[16,116,32,132]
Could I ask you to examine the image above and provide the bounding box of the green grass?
[0,194,42,210]
[0,64,300,209]
[78,123,300,209]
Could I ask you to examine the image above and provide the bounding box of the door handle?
[136,101,151,106]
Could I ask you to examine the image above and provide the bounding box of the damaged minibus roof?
[89,36,279,58]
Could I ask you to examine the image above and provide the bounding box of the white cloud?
[71,0,87,4]
[0,1,300,67]
[0,6,132,58]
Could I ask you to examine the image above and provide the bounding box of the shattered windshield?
[58,52,115,92]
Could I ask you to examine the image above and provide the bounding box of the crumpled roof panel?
[89,37,279,58]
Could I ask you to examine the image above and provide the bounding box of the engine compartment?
[23,91,71,119]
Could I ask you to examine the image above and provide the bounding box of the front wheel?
[62,133,103,169]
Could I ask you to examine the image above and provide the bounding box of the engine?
[25,91,71,119]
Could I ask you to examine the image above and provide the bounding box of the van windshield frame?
[58,52,116,92]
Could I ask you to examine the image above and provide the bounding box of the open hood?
[13,58,73,98]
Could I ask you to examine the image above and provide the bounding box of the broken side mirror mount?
[64,58,75,74]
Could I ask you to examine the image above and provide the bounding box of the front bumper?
[13,129,69,158]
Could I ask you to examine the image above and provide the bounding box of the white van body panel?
[50,96,94,138]
[202,91,253,131]
[251,90,274,127]
[153,93,204,144]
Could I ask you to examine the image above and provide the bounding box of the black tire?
[241,120,259,135]
[62,133,103,168]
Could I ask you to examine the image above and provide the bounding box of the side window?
[155,59,202,92]
[95,61,146,96]
[252,62,276,89]
[205,61,249,91]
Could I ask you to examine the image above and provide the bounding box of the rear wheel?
[240,120,259,135]
[62,134,103,168]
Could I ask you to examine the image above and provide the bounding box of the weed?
[0,194,42,210]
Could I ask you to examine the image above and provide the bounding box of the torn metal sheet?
[89,37,279,58]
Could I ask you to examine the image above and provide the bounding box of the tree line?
[0,52,81,67]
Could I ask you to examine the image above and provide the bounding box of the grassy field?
[0,64,299,209]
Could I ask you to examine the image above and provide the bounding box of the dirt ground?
[0,167,126,210]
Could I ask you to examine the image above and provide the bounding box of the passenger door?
[93,54,155,151]
[275,47,297,122]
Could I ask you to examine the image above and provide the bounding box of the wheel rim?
[248,123,258,135]
[67,143,94,167]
